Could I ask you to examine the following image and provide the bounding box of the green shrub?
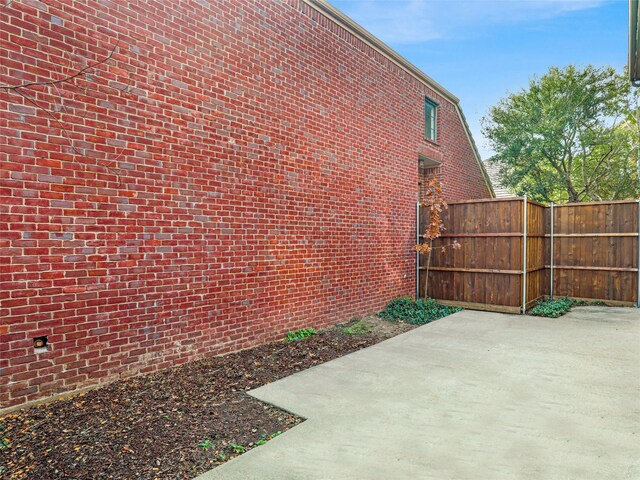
[378,297,462,325]
[529,297,574,318]
[285,328,316,341]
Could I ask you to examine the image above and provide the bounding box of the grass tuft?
[285,328,316,341]
[338,318,369,335]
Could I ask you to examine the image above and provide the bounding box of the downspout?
[416,202,421,300]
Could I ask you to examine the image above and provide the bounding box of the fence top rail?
[552,199,640,207]
[445,198,639,208]
[445,197,522,205]
[445,197,548,208]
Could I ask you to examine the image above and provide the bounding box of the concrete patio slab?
[197,307,640,480]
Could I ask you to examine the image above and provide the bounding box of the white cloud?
[332,0,608,44]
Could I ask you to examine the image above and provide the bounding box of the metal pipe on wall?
[416,202,420,300]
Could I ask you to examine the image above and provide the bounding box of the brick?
[0,0,491,409]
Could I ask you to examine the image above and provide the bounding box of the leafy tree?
[482,65,640,203]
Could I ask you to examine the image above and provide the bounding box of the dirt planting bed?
[0,317,414,479]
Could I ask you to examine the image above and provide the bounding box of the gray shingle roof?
[482,161,513,198]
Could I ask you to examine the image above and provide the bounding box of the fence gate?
[417,198,640,313]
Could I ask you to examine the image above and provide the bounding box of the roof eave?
[302,0,459,104]
[456,106,495,198]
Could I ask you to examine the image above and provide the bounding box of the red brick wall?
[0,0,491,409]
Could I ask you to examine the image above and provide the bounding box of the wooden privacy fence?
[417,198,640,313]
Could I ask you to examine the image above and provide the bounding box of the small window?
[425,98,437,141]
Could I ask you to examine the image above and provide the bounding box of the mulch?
[0,317,414,480]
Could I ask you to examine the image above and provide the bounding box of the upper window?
[424,98,438,141]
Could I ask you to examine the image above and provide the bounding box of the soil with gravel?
[0,316,414,480]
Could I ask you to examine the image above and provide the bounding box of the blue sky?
[330,0,628,159]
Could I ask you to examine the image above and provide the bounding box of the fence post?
[416,201,420,300]
[637,200,640,308]
[550,202,554,300]
[522,195,527,314]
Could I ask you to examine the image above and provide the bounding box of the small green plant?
[378,297,462,325]
[229,442,246,454]
[198,439,213,451]
[0,426,9,450]
[529,297,574,318]
[285,328,316,341]
[255,431,282,446]
[340,318,369,335]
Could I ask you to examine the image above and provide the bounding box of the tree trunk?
[566,181,580,203]
[423,239,433,299]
